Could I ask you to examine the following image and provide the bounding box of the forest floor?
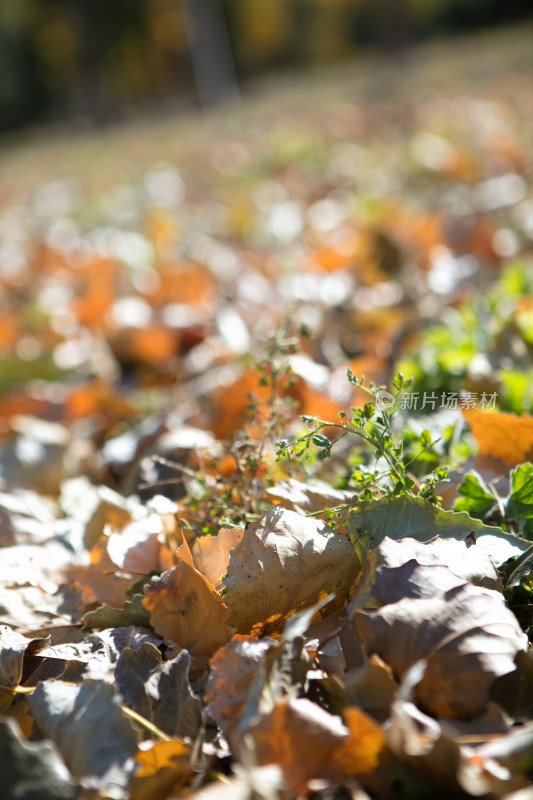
[0,23,533,800]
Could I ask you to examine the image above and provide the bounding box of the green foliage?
[455,462,533,540]
[394,263,533,415]
[277,371,448,517]
[346,493,528,567]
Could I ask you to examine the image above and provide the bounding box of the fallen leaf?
[0,626,41,711]
[248,698,349,794]
[49,626,163,684]
[344,655,397,723]
[186,765,285,800]
[371,560,466,606]
[27,679,138,800]
[131,740,192,800]
[329,706,387,779]
[191,527,244,591]
[143,562,233,662]
[83,594,151,631]
[463,407,533,466]
[115,644,202,740]
[355,582,527,718]
[348,495,529,570]
[0,717,80,800]
[374,534,502,595]
[247,698,384,794]
[0,581,83,635]
[266,477,351,514]
[205,635,274,740]
[223,507,360,636]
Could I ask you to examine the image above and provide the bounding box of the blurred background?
[1,0,531,134]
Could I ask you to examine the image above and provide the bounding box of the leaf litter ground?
[0,24,533,800]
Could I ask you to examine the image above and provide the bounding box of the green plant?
[276,370,449,520]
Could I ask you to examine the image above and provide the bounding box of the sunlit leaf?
[27,679,138,799]
[143,562,233,662]
[347,495,529,570]
[463,407,533,466]
[115,644,202,741]
[355,582,527,718]
[130,740,192,800]
[223,508,360,636]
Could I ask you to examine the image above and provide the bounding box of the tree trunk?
[181,0,239,107]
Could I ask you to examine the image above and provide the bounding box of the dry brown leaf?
[205,635,274,739]
[0,626,39,711]
[248,698,384,794]
[344,655,397,723]
[128,326,178,364]
[223,508,360,636]
[355,582,527,718]
[266,478,351,515]
[191,527,244,591]
[329,706,386,779]
[388,695,465,794]
[463,407,533,465]
[249,698,349,794]
[131,740,193,800]
[143,562,234,662]
[77,538,138,608]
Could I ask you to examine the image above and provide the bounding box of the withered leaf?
[27,679,138,799]
[222,508,359,635]
[355,582,527,718]
[205,635,274,740]
[376,535,502,591]
[0,717,80,800]
[185,765,285,800]
[0,626,44,712]
[372,560,466,605]
[191,527,244,591]
[247,698,384,794]
[266,478,351,515]
[115,644,202,741]
[130,740,193,800]
[0,582,84,634]
[463,407,533,466]
[143,562,233,662]
[83,594,151,631]
[248,698,349,794]
[344,655,397,723]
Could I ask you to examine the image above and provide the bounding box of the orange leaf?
[75,539,135,608]
[192,527,244,591]
[128,326,178,364]
[463,407,533,465]
[131,740,192,800]
[331,707,386,778]
[134,740,190,777]
[250,699,348,794]
[65,380,136,423]
[248,699,385,794]
[143,562,234,662]
[151,262,216,308]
